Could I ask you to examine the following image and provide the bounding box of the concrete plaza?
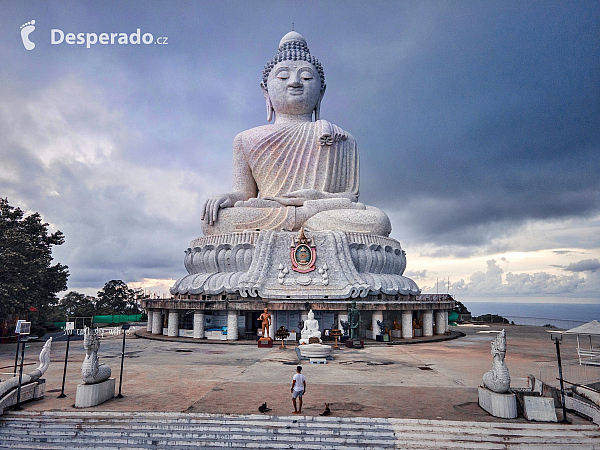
[0,323,595,424]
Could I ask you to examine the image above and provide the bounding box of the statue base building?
[142,230,454,341]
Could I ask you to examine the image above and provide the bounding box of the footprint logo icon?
[20,20,36,50]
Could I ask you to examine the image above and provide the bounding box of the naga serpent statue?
[0,337,52,401]
[81,327,111,384]
[482,329,511,393]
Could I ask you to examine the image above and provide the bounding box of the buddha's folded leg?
[303,205,392,236]
[201,206,296,235]
[294,198,365,227]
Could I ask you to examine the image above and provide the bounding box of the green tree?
[0,198,69,321]
[59,291,97,318]
[95,280,142,315]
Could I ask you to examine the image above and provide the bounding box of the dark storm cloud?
[553,250,586,256]
[1,1,599,290]
[562,259,600,273]
[360,4,599,248]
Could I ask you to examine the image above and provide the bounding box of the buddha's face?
[266,61,322,116]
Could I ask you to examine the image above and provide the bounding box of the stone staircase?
[1,410,599,449]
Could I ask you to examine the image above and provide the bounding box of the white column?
[401,310,413,339]
[444,311,449,332]
[151,309,163,334]
[227,310,239,340]
[167,310,179,337]
[338,313,348,331]
[146,310,153,332]
[422,310,433,337]
[372,310,384,338]
[193,312,205,339]
[435,310,445,335]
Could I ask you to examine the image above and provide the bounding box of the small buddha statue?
[201,31,391,237]
[299,309,322,344]
[392,319,401,330]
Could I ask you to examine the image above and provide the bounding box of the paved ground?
[0,324,596,424]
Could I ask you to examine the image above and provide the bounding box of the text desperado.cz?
[51,29,168,48]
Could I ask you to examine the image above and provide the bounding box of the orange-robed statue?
[259,308,272,339]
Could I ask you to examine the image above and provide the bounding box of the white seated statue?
[300,309,322,344]
[201,31,391,237]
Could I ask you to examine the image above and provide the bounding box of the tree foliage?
[60,291,96,318]
[95,280,142,315]
[0,198,69,319]
[48,283,143,322]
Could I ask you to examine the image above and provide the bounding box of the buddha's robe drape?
[245,120,359,199]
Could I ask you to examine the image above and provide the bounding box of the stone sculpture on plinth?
[0,337,52,415]
[81,327,111,384]
[75,327,115,408]
[299,309,322,344]
[259,308,272,339]
[170,31,420,302]
[478,330,517,418]
[348,300,361,341]
[483,329,511,393]
[298,309,332,360]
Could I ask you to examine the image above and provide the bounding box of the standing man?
[259,308,272,339]
[291,365,306,414]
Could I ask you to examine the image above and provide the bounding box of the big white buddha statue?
[170,30,421,301]
[201,31,391,237]
[299,309,322,344]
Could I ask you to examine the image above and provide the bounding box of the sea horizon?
[461,301,599,329]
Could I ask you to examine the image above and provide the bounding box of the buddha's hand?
[282,189,327,200]
[264,189,327,206]
[201,195,233,225]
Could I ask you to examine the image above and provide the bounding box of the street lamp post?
[551,332,569,423]
[116,324,130,399]
[58,323,74,398]
[13,333,21,376]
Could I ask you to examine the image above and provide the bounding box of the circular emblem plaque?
[290,228,316,273]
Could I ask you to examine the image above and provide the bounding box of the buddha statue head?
[261,31,326,122]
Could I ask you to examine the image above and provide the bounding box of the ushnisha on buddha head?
[260,31,326,123]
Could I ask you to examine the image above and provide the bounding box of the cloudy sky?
[1,1,599,304]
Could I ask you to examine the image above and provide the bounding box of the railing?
[576,348,600,367]
[416,294,454,301]
[536,359,600,388]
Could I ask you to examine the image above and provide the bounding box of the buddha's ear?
[314,86,326,121]
[260,82,268,99]
[261,82,274,122]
